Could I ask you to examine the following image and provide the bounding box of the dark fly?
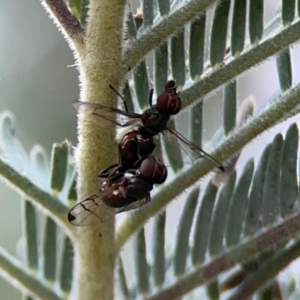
[74,80,224,172]
[68,156,167,226]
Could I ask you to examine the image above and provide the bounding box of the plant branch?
[180,18,300,110]
[145,211,300,300]
[0,247,64,300]
[227,239,300,300]
[0,158,75,239]
[116,83,300,251]
[73,0,127,299]
[41,0,85,55]
[122,0,220,69]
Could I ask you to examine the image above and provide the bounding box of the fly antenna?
[109,84,129,113]
[149,89,154,108]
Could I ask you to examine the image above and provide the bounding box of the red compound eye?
[156,81,181,115]
[140,156,168,184]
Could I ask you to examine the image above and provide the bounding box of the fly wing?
[68,185,149,226]
[73,101,143,129]
[68,193,113,226]
[117,198,149,213]
[163,127,224,172]
[68,183,127,226]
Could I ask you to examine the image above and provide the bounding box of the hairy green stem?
[74,0,127,299]
[145,211,300,300]
[227,239,300,299]
[122,0,220,69]
[0,247,64,300]
[0,158,74,238]
[41,0,85,56]
[180,18,300,110]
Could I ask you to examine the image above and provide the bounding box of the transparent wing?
[117,197,150,213]
[68,180,129,226]
[163,127,225,172]
[74,101,143,130]
[68,190,117,226]
[68,186,150,226]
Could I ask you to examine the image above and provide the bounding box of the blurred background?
[0,1,78,298]
[2,0,299,298]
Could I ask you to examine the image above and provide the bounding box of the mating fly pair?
[68,81,224,226]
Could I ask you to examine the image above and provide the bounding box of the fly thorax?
[142,108,170,134]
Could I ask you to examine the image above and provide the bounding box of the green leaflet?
[192,182,218,265]
[244,144,271,236]
[154,43,168,96]
[126,4,138,39]
[222,81,237,135]
[209,0,230,67]
[280,123,298,217]
[134,228,149,293]
[68,0,88,26]
[152,211,166,286]
[189,101,203,148]
[117,257,129,298]
[249,0,264,44]
[231,0,246,56]
[22,200,38,270]
[43,217,57,282]
[174,188,199,276]
[206,279,220,300]
[208,170,236,256]
[262,134,284,226]
[50,141,69,195]
[157,0,170,16]
[189,14,206,79]
[225,159,254,247]
[133,61,150,109]
[276,49,292,91]
[143,0,154,27]
[170,29,185,88]
[59,236,74,292]
[282,0,295,26]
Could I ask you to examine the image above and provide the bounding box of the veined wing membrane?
[163,127,224,172]
[68,186,150,226]
[73,101,143,129]
[68,191,115,226]
[117,198,149,213]
[68,182,125,226]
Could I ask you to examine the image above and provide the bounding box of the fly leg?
[148,88,154,108]
[109,84,129,113]
[91,112,134,127]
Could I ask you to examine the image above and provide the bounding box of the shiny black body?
[140,107,170,136]
[67,80,224,226]
[73,80,224,171]
[101,169,153,208]
[118,127,156,171]
[68,156,167,226]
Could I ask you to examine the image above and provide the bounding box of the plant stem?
[0,247,64,300]
[146,211,300,300]
[227,239,300,299]
[41,0,85,55]
[122,0,220,69]
[74,0,127,299]
[180,18,300,110]
[0,158,74,238]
